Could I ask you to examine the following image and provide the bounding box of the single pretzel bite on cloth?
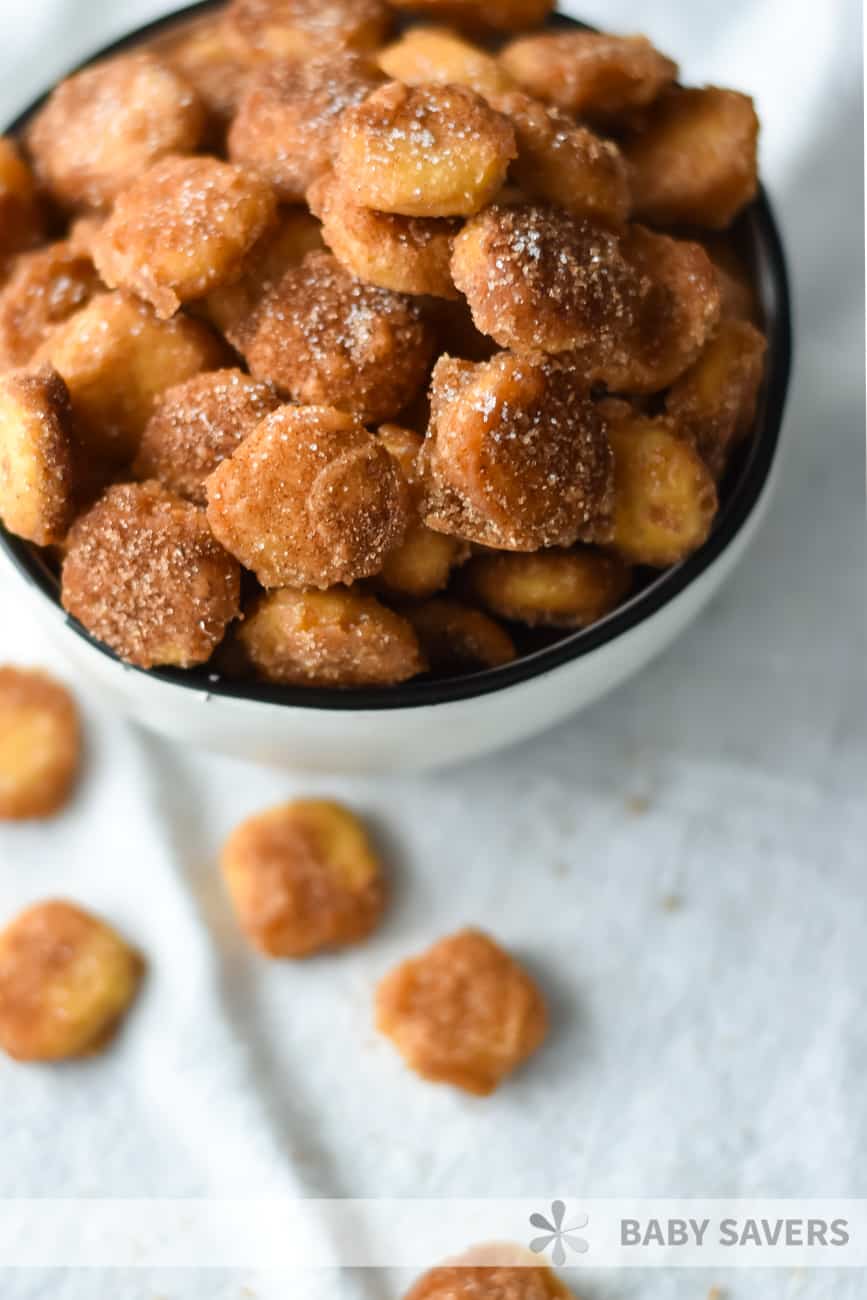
[26,52,205,211]
[376,424,468,598]
[422,352,614,549]
[61,481,241,669]
[0,138,42,258]
[203,207,323,341]
[500,30,677,120]
[221,798,387,957]
[0,367,77,546]
[236,587,424,686]
[34,292,228,465]
[490,91,630,226]
[0,239,101,370]
[226,0,391,62]
[228,52,385,203]
[604,402,718,567]
[383,0,553,34]
[665,319,767,480]
[404,598,516,672]
[0,667,80,821]
[206,404,410,589]
[450,204,640,357]
[405,1262,576,1300]
[0,901,141,1061]
[377,26,516,99]
[463,547,632,628]
[335,82,516,218]
[376,927,548,1095]
[308,172,459,298]
[134,369,281,506]
[92,157,276,319]
[571,224,721,394]
[239,251,435,421]
[623,87,759,229]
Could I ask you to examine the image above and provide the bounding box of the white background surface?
[0,0,864,1297]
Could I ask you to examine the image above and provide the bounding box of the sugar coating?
[0,239,101,369]
[308,171,459,298]
[221,798,387,956]
[27,52,205,211]
[451,204,639,356]
[0,366,76,546]
[206,403,411,589]
[501,30,677,119]
[463,547,631,628]
[226,0,391,61]
[228,51,384,202]
[0,138,42,258]
[135,368,281,505]
[404,597,516,672]
[93,156,276,319]
[0,900,141,1060]
[423,351,615,550]
[335,81,516,217]
[236,587,424,687]
[376,927,549,1095]
[62,480,241,668]
[241,250,434,421]
[0,667,80,821]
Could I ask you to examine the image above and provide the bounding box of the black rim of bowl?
[0,2,793,713]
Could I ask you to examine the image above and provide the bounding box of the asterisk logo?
[528,1201,589,1265]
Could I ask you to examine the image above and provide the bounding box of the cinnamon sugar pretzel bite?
[384,0,554,34]
[62,480,241,668]
[604,401,718,567]
[206,404,410,589]
[26,52,205,211]
[236,586,424,686]
[0,239,101,370]
[0,900,141,1060]
[463,547,631,628]
[500,30,677,121]
[34,291,228,465]
[376,424,468,598]
[451,204,640,357]
[0,365,77,546]
[377,26,516,99]
[376,927,548,1094]
[490,91,631,226]
[92,156,276,319]
[335,81,516,217]
[240,251,435,421]
[405,1262,575,1300]
[421,351,614,550]
[0,668,80,821]
[623,87,759,229]
[0,138,42,259]
[308,172,459,298]
[228,52,385,203]
[221,798,387,957]
[404,598,516,672]
[226,0,391,62]
[135,369,281,505]
[665,319,767,479]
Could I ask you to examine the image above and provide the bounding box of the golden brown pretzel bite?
[135,369,281,505]
[236,587,424,686]
[308,172,459,298]
[26,52,205,211]
[377,26,516,98]
[335,81,516,217]
[405,1263,575,1300]
[226,0,391,61]
[623,87,760,229]
[240,251,435,421]
[206,404,410,589]
[463,547,631,628]
[0,240,100,370]
[62,480,241,668]
[0,366,77,546]
[228,52,385,203]
[404,598,516,671]
[500,30,677,120]
[0,668,80,821]
[422,351,614,550]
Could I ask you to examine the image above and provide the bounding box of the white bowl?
[0,8,793,774]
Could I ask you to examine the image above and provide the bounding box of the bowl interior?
[0,3,792,711]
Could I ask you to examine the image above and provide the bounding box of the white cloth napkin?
[0,1,863,1297]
